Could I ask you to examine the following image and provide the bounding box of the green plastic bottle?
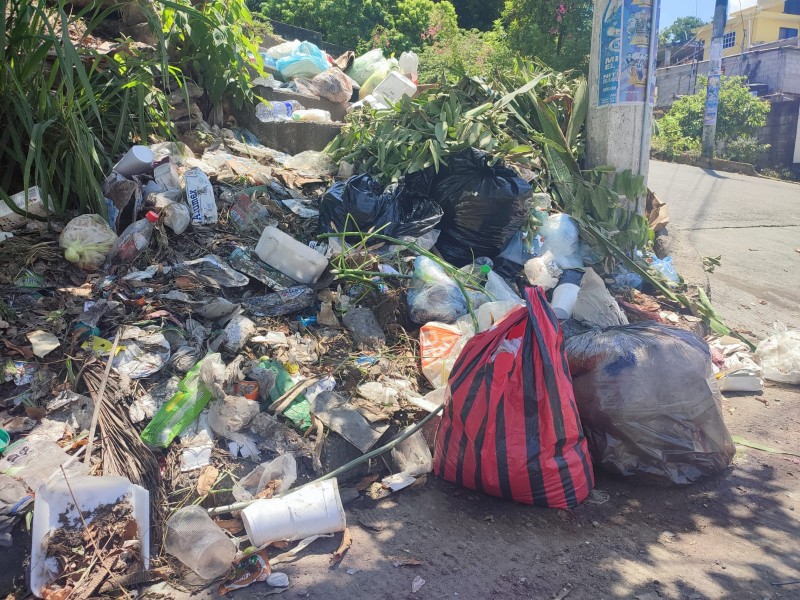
[140,361,212,448]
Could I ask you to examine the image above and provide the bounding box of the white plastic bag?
[59,214,118,271]
[524,250,562,290]
[267,40,301,60]
[208,395,260,437]
[539,214,582,269]
[756,324,800,384]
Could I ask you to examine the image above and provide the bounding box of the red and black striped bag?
[433,287,594,508]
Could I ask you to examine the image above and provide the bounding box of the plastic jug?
[399,51,419,81]
[255,226,328,284]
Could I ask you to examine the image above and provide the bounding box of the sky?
[660,0,758,28]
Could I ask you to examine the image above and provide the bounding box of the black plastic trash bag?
[565,323,735,485]
[319,174,443,240]
[432,148,531,267]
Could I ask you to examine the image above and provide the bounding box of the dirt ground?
[2,385,797,600]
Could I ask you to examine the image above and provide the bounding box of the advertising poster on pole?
[597,0,659,107]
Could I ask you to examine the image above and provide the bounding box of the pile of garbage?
[1,56,799,600]
[251,39,420,123]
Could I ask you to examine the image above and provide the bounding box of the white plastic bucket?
[550,282,581,320]
[113,145,154,177]
[241,478,346,547]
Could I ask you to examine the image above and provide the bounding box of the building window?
[785,0,800,15]
[722,31,736,49]
[779,27,799,39]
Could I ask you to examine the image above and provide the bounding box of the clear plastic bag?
[651,256,680,284]
[347,49,389,86]
[59,214,117,271]
[565,323,735,485]
[307,68,352,103]
[285,151,336,176]
[756,323,800,384]
[407,256,468,324]
[232,453,297,502]
[539,213,582,269]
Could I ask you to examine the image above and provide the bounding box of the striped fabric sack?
[434,287,594,508]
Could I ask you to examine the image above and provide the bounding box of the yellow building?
[695,0,800,60]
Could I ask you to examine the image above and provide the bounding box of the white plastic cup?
[165,505,236,579]
[241,478,346,548]
[113,145,154,177]
[550,282,581,320]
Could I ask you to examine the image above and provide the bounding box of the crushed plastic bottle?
[140,360,213,448]
[228,247,296,290]
[240,286,316,318]
[255,100,303,122]
[104,211,159,267]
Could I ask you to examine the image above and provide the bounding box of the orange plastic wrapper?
[234,380,259,401]
[419,323,470,389]
[218,549,271,594]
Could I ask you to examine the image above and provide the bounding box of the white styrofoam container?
[30,476,150,597]
[372,71,418,103]
[0,187,49,231]
[255,225,328,284]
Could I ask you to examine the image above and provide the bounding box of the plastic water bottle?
[255,100,302,122]
[105,211,159,267]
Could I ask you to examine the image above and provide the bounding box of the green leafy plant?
[0,0,174,218]
[328,60,586,183]
[161,0,263,109]
[720,135,770,165]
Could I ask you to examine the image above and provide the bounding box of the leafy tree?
[659,15,706,46]
[450,0,503,31]
[501,0,592,72]
[259,0,457,53]
[417,27,513,82]
[654,76,770,160]
[663,76,770,141]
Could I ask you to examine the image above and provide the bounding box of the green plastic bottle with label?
[140,361,212,448]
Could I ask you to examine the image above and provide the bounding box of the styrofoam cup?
[113,145,154,177]
[241,478,346,547]
[550,282,581,320]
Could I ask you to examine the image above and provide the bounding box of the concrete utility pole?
[587,0,661,208]
[701,0,729,159]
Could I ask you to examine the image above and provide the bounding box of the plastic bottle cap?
[480,264,491,275]
[145,211,160,223]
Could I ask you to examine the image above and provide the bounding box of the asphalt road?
[648,160,800,339]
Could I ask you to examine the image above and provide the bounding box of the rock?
[267,572,289,588]
[342,307,385,350]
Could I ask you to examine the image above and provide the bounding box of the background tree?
[653,76,771,161]
[659,15,706,46]
[260,0,457,53]
[501,0,592,72]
